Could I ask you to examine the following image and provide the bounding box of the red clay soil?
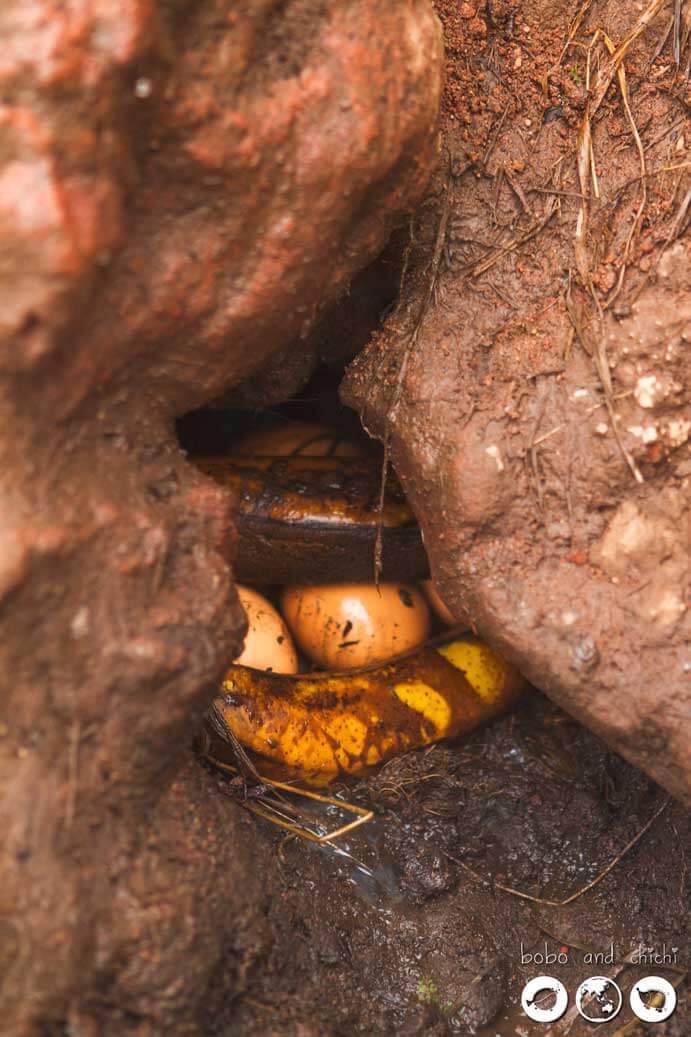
[0,2,441,1033]
[344,0,691,804]
[0,0,689,1034]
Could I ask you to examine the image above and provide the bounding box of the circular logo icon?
[575,977,623,1023]
[630,976,677,1022]
[521,976,568,1023]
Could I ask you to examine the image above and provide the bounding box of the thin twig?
[614,159,691,196]
[568,287,645,484]
[603,32,648,310]
[591,0,669,114]
[208,705,269,787]
[64,719,80,830]
[644,114,687,150]
[205,752,374,844]
[527,186,589,200]
[470,197,558,278]
[483,104,511,168]
[648,13,675,68]
[632,180,691,301]
[372,157,461,583]
[530,390,633,447]
[673,0,682,65]
[569,19,651,486]
[446,797,670,907]
[558,0,595,64]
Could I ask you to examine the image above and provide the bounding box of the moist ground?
[226,0,690,1030]
[2,0,688,1032]
[217,691,688,1036]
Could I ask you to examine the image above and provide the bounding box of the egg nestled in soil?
[235,585,299,674]
[234,419,366,457]
[280,582,431,670]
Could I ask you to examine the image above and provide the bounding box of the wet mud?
[221,692,689,1035]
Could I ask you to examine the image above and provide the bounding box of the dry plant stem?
[602,383,644,484]
[676,16,690,69]
[673,0,682,64]
[646,115,687,150]
[602,33,648,310]
[446,797,670,907]
[615,160,691,195]
[566,294,645,483]
[670,184,691,237]
[505,166,530,213]
[591,0,669,113]
[371,161,459,583]
[632,182,691,301]
[649,13,675,67]
[558,0,595,64]
[470,197,558,278]
[575,0,668,278]
[204,753,374,843]
[208,706,268,786]
[570,10,662,485]
[483,105,511,167]
[531,391,634,447]
[574,100,593,283]
[243,801,373,844]
[64,719,81,830]
[588,276,645,483]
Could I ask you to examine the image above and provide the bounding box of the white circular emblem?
[630,976,677,1022]
[575,977,622,1023]
[521,976,568,1022]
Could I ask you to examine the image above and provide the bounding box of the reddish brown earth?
[344,0,691,805]
[0,1,441,1032]
[0,0,689,1033]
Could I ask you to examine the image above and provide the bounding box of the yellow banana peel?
[214,637,526,785]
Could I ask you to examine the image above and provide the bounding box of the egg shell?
[234,420,366,457]
[234,585,298,673]
[280,582,431,670]
[421,579,456,626]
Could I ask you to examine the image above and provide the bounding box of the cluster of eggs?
[232,420,456,675]
[235,579,455,675]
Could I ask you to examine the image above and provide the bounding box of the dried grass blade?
[575,107,593,283]
[591,0,668,114]
[602,33,648,308]
[558,0,595,64]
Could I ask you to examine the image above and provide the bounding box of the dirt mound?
[344,0,691,803]
[0,0,688,1032]
[0,1,441,1032]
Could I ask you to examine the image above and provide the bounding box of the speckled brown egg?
[234,419,366,457]
[280,583,431,670]
[234,585,298,673]
[421,579,456,626]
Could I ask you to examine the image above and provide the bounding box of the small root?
[445,797,670,907]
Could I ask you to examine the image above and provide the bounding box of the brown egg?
[422,579,457,627]
[234,419,366,457]
[234,585,298,674]
[280,583,431,670]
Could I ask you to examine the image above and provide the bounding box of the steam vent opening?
[3,1,689,1034]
